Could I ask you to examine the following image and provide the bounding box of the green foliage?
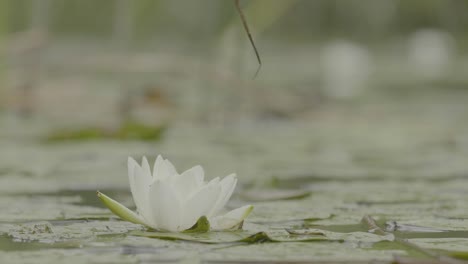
[116,122,165,141]
[133,0,161,39]
[447,251,468,260]
[45,122,166,142]
[49,0,115,36]
[5,0,468,40]
[0,0,6,98]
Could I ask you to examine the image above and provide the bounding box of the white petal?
[127,157,139,201]
[179,182,222,231]
[152,155,164,179]
[132,163,152,220]
[208,177,220,185]
[153,155,176,181]
[192,165,205,182]
[141,156,152,178]
[210,205,253,231]
[164,159,177,176]
[172,165,205,200]
[149,180,182,231]
[208,174,237,217]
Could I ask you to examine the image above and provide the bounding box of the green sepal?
[183,216,210,233]
[96,191,146,226]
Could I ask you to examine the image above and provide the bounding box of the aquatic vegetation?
[45,122,166,142]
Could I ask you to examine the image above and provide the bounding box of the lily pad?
[45,122,165,142]
[240,188,311,202]
[447,251,468,260]
[132,229,328,244]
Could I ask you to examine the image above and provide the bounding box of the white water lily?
[97,156,253,232]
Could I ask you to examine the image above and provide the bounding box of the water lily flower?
[97,156,253,232]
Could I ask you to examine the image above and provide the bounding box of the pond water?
[1,90,468,263]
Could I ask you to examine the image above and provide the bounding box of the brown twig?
[234,0,262,78]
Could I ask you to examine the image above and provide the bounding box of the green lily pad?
[240,189,311,202]
[45,122,165,142]
[371,241,434,259]
[447,251,468,260]
[132,229,328,244]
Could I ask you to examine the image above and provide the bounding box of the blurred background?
[1,0,468,188]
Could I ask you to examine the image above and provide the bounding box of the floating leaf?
[45,122,165,142]
[447,251,468,260]
[385,221,447,233]
[303,214,336,223]
[241,189,310,202]
[132,230,328,244]
[285,229,326,236]
[373,240,437,259]
[132,230,250,244]
[238,232,274,243]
